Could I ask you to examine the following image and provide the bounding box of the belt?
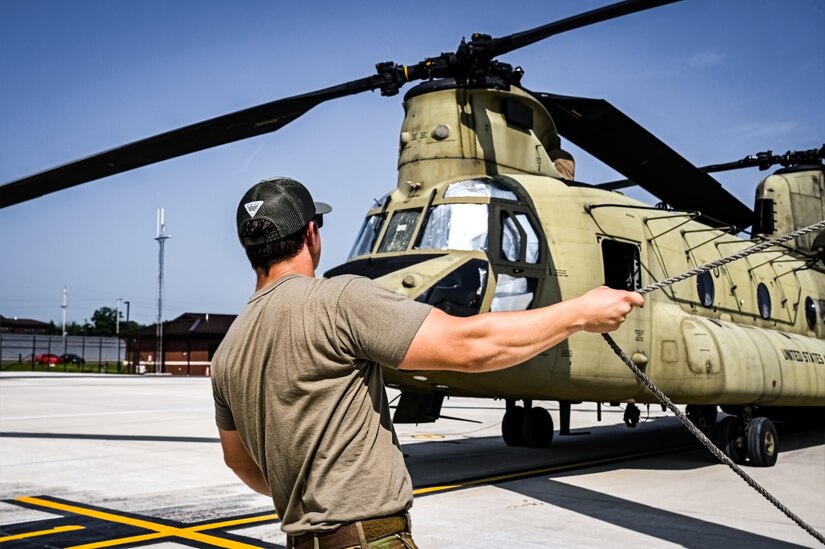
[289,513,409,549]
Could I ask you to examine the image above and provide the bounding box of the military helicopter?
[1,0,823,469]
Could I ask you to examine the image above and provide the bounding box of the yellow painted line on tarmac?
[68,532,165,549]
[413,484,461,495]
[16,497,268,549]
[188,513,280,531]
[65,512,282,549]
[0,524,85,542]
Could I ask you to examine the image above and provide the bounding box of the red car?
[35,353,61,365]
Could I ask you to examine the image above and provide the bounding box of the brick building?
[124,312,235,375]
[0,315,51,335]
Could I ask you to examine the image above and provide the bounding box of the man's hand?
[574,286,644,333]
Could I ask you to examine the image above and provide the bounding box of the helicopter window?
[444,179,517,201]
[348,214,384,258]
[601,240,641,291]
[516,213,540,263]
[491,274,537,312]
[414,259,489,317]
[500,211,540,263]
[757,283,771,319]
[501,214,522,262]
[805,297,817,330]
[378,209,421,253]
[415,204,489,252]
[696,271,714,308]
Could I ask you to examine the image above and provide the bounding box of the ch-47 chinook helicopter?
[1,0,823,468]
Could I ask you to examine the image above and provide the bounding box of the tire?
[747,417,778,467]
[522,407,554,448]
[715,416,745,464]
[502,406,526,447]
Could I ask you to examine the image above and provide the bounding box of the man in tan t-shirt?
[212,177,643,549]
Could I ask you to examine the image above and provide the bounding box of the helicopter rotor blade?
[0,1,685,209]
[490,0,680,57]
[532,91,754,232]
[0,74,393,208]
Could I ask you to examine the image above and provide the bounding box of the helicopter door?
[488,206,545,311]
[598,235,651,379]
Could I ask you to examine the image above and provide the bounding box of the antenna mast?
[155,208,171,374]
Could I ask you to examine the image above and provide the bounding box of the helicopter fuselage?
[327,80,825,410]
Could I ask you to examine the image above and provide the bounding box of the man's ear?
[306,222,319,246]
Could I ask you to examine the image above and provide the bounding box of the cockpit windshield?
[348,214,383,258]
[415,203,488,252]
[444,179,517,200]
[348,180,518,257]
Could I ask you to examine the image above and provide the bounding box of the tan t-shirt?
[211,274,431,535]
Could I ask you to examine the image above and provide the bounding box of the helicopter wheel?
[522,407,554,448]
[715,416,746,464]
[747,416,778,467]
[502,405,526,447]
[686,404,718,429]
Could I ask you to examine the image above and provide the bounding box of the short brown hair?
[241,218,308,271]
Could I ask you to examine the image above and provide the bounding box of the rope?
[638,219,825,296]
[602,219,825,545]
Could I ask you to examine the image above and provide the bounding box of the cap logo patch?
[244,200,264,218]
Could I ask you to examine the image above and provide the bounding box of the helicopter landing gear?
[502,401,526,447]
[747,416,778,467]
[502,399,554,448]
[715,415,746,463]
[714,408,778,467]
[686,404,718,429]
[623,402,641,428]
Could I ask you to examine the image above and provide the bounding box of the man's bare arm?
[218,428,271,496]
[400,286,643,373]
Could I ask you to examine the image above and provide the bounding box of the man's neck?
[254,254,316,291]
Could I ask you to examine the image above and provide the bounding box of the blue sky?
[1,0,823,325]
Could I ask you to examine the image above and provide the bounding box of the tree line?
[46,306,144,337]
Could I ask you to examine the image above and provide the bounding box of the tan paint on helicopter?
[397,86,563,188]
[352,82,825,407]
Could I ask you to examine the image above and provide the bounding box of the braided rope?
[639,219,825,295]
[603,219,825,545]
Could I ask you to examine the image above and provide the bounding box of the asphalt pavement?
[1,373,822,548]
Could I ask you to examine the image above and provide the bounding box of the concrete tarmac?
[0,373,823,548]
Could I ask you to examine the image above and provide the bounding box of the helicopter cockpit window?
[415,204,489,252]
[501,214,521,262]
[444,179,517,201]
[348,214,384,258]
[500,212,540,263]
[491,274,537,312]
[378,209,421,253]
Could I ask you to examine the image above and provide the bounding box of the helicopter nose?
[407,258,490,317]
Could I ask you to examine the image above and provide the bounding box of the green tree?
[119,320,142,333]
[90,306,118,336]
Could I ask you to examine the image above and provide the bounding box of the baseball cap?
[236,177,332,247]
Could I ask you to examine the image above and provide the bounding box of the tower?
[155,208,171,374]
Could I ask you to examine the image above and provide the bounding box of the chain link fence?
[0,334,125,372]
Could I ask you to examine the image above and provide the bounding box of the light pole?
[115,298,122,371]
[123,300,131,373]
